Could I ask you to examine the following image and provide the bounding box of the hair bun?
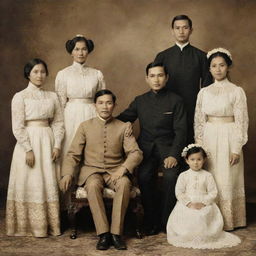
[86,39,94,53]
[65,40,74,54]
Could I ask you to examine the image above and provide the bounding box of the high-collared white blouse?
[11,82,64,152]
[55,62,106,108]
[194,78,248,153]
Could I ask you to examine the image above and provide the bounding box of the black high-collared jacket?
[117,87,187,160]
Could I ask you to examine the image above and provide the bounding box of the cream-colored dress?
[6,82,64,237]
[55,62,106,166]
[167,169,241,249]
[194,78,248,230]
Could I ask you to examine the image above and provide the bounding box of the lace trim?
[217,197,246,230]
[6,200,60,237]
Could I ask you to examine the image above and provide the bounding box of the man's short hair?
[146,62,168,76]
[94,89,116,103]
[171,15,192,28]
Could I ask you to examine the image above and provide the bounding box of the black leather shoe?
[111,234,127,250]
[96,232,111,250]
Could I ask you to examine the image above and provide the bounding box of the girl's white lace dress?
[167,169,241,249]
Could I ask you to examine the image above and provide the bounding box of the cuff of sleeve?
[24,144,33,153]
[54,139,62,149]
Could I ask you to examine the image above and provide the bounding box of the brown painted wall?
[1,0,256,200]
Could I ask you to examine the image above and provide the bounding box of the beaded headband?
[181,143,205,158]
[75,34,84,38]
[207,47,232,60]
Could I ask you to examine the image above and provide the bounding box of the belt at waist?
[25,120,49,127]
[68,98,94,104]
[207,116,234,123]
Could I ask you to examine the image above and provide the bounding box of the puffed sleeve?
[50,93,65,149]
[55,70,67,109]
[201,172,218,205]
[11,92,32,152]
[232,87,249,154]
[97,70,106,91]
[121,122,143,173]
[175,173,191,206]
[194,89,207,145]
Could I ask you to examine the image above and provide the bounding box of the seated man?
[117,62,187,235]
[60,89,143,250]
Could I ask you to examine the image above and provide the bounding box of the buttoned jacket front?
[62,117,143,185]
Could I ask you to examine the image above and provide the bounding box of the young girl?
[166,144,241,249]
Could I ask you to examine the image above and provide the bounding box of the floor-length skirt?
[6,126,60,237]
[203,122,246,230]
[167,202,241,249]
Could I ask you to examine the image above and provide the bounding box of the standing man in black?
[117,63,187,235]
[154,15,211,144]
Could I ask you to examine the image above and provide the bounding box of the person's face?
[71,41,88,64]
[95,94,115,120]
[146,66,168,93]
[28,64,47,87]
[172,19,192,44]
[186,152,205,171]
[210,56,229,81]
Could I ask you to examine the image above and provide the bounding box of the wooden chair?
[67,185,143,239]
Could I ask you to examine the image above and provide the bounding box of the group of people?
[5,14,248,251]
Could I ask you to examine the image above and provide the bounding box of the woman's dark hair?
[185,146,207,159]
[146,62,168,76]
[208,52,233,67]
[65,35,94,54]
[171,15,192,29]
[94,89,116,103]
[24,58,48,80]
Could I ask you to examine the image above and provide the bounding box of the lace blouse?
[194,78,248,153]
[11,82,64,152]
[55,62,106,108]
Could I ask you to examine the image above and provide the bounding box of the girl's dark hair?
[208,52,232,67]
[24,58,48,80]
[94,89,116,103]
[65,35,94,54]
[185,146,207,159]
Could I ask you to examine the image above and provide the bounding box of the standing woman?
[55,35,106,166]
[6,59,64,237]
[194,48,248,230]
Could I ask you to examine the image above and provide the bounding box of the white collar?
[72,61,87,69]
[27,81,43,90]
[214,78,229,87]
[176,42,189,51]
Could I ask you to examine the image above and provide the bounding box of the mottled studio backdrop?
[0,0,256,203]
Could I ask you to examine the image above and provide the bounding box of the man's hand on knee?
[164,156,177,169]
[59,175,72,192]
[111,166,127,184]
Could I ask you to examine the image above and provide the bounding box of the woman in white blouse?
[6,59,64,237]
[194,48,248,230]
[55,35,106,168]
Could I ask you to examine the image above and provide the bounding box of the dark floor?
[0,203,256,256]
